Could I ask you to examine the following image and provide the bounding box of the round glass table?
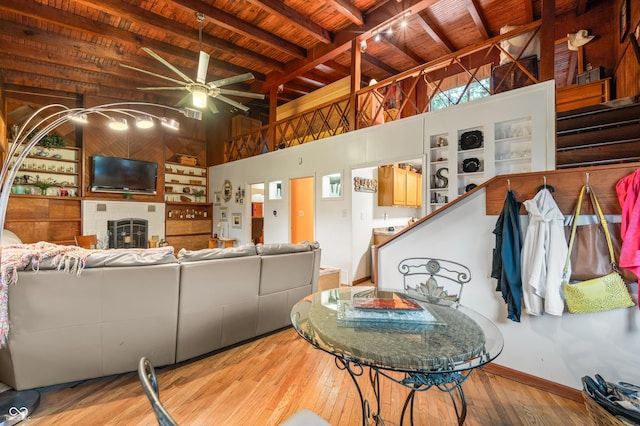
[291,287,504,425]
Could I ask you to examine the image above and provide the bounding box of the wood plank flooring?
[25,328,591,425]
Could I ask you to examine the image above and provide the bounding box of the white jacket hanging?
[521,188,568,316]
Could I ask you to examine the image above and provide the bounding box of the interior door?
[290,176,314,243]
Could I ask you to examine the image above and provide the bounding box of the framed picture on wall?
[214,191,222,206]
[620,0,630,43]
[219,207,228,222]
[232,213,242,228]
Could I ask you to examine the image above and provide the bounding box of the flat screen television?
[91,155,158,195]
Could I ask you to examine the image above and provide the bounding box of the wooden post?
[539,0,556,82]
[269,85,278,151]
[349,38,362,131]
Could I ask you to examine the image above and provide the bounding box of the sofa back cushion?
[256,241,318,256]
[259,251,316,296]
[178,244,257,263]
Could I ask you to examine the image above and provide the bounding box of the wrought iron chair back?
[398,258,471,305]
[138,357,178,426]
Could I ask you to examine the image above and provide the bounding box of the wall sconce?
[360,39,367,53]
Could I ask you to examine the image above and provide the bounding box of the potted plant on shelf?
[33,176,56,196]
[192,189,205,203]
[27,129,65,156]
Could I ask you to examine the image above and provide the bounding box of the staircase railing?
[226,21,542,163]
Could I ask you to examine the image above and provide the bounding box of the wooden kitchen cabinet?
[378,165,422,207]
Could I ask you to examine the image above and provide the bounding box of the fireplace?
[107,218,148,249]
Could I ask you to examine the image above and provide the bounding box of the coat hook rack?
[536,176,555,193]
[585,172,590,192]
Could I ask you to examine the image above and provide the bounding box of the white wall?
[377,189,640,390]
[211,82,555,285]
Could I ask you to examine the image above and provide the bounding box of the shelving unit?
[456,126,485,196]
[494,117,532,175]
[164,160,212,251]
[165,202,213,251]
[8,143,81,196]
[428,133,450,212]
[164,162,207,203]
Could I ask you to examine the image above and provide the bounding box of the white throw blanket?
[0,242,94,345]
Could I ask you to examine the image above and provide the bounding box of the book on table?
[338,294,446,326]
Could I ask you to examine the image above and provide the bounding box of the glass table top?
[291,286,504,373]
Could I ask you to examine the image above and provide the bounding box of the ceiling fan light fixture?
[136,115,154,129]
[108,117,128,131]
[192,86,208,108]
[161,118,180,131]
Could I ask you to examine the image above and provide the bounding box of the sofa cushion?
[178,244,257,263]
[35,246,178,270]
[256,241,318,256]
[1,230,22,245]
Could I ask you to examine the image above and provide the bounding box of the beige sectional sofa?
[0,241,320,390]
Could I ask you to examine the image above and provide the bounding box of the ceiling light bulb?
[387,27,393,36]
[401,19,408,28]
[136,116,154,129]
[108,117,128,131]
[374,33,381,42]
[191,86,208,108]
[161,118,180,131]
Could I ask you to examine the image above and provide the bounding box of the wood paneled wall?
[485,163,640,216]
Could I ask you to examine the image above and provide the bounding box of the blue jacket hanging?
[491,190,523,322]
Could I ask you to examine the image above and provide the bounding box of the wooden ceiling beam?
[0,0,281,75]
[70,0,285,71]
[465,0,490,40]
[415,13,456,54]
[260,0,440,90]
[167,0,306,59]
[326,0,364,26]
[244,0,332,44]
[0,19,262,81]
[575,0,589,16]
[381,39,425,66]
[362,53,400,76]
[2,70,168,103]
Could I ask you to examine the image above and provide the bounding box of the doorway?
[290,176,314,243]
[249,183,264,244]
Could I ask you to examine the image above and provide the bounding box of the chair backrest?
[398,257,471,305]
[74,234,97,249]
[138,357,178,426]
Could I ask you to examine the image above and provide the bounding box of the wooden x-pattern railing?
[226,21,543,163]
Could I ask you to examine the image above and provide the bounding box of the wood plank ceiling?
[0,0,588,115]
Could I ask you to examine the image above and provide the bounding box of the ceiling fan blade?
[142,47,195,84]
[196,51,210,84]
[207,72,255,88]
[176,93,191,107]
[119,64,187,86]
[208,102,219,115]
[219,88,265,99]
[214,94,250,112]
[137,86,189,91]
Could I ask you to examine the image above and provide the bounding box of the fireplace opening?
[107,218,148,248]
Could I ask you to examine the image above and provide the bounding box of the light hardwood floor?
[24,327,591,425]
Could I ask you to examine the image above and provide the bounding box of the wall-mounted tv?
[91,155,158,195]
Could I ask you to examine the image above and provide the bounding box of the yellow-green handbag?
[562,185,635,314]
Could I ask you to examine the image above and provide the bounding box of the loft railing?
[226,21,542,163]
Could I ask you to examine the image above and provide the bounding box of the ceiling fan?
[120,12,264,115]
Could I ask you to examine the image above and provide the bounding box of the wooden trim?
[483,363,583,403]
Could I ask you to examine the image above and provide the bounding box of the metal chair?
[398,257,471,305]
[74,234,97,249]
[138,357,330,426]
[138,357,178,426]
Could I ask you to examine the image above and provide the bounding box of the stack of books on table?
[337,296,446,327]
